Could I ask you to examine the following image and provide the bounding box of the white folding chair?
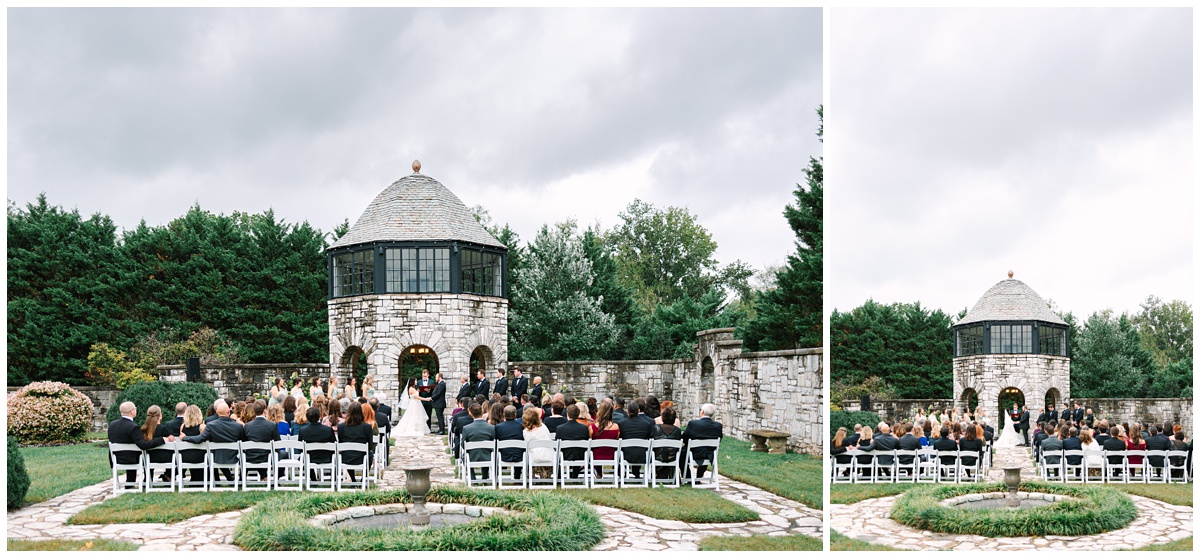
[1103,449,1127,483]
[588,439,620,488]
[872,452,896,484]
[916,447,937,483]
[176,441,209,492]
[370,432,389,486]
[650,438,683,488]
[936,450,959,483]
[1063,450,1085,483]
[462,440,498,489]
[145,442,177,492]
[304,442,338,491]
[893,449,918,483]
[208,442,243,491]
[831,452,855,484]
[1040,450,1063,482]
[1125,450,1147,483]
[618,439,652,488]
[241,441,275,491]
[526,439,558,489]
[108,443,145,494]
[557,440,590,488]
[684,439,720,489]
[1083,448,1105,483]
[1166,449,1189,483]
[959,449,983,483]
[335,442,370,491]
[1145,450,1169,483]
[852,450,874,483]
[496,440,528,489]
[273,439,305,491]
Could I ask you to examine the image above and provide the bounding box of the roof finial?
[412,160,421,174]
[1008,270,1014,279]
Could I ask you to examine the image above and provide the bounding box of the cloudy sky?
[827,8,1192,320]
[8,8,822,276]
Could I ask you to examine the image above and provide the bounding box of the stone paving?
[831,444,1193,553]
[7,433,823,551]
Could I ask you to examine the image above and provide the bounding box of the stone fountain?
[1003,466,1022,508]
[402,464,434,526]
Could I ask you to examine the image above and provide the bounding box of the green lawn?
[830,530,905,551]
[829,482,913,504]
[18,442,111,505]
[7,539,139,551]
[717,438,823,509]
[69,491,280,525]
[1135,537,1192,551]
[1109,483,1192,507]
[567,486,758,523]
[698,533,822,551]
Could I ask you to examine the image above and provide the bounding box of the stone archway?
[398,344,439,390]
[340,346,370,390]
[1044,387,1062,411]
[959,387,979,415]
[998,387,1025,429]
[470,345,494,376]
[700,356,715,404]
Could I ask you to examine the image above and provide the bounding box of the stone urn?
[1003,467,1022,509]
[402,465,434,525]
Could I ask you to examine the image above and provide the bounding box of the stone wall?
[839,399,956,425]
[954,354,1070,429]
[157,363,330,401]
[1071,398,1193,435]
[328,293,508,408]
[513,328,824,456]
[9,385,122,431]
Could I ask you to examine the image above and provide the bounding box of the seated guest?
[618,402,654,478]
[462,403,496,480]
[522,407,555,477]
[652,407,683,480]
[496,405,526,479]
[1145,425,1171,469]
[231,401,247,425]
[488,401,506,427]
[1127,424,1147,466]
[633,398,655,427]
[556,404,591,479]
[574,402,593,427]
[682,403,723,478]
[336,403,376,482]
[369,397,391,435]
[141,405,175,482]
[1169,430,1189,476]
[205,404,218,424]
[933,426,958,466]
[239,400,257,425]
[1063,426,1083,466]
[830,427,852,465]
[179,404,206,483]
[543,401,569,434]
[244,400,281,481]
[1094,424,1111,447]
[981,421,994,443]
[655,401,674,425]
[1081,429,1102,475]
[298,406,335,477]
[163,402,187,437]
[323,404,343,427]
[897,422,922,467]
[451,398,475,459]
[586,397,598,421]
[1041,425,1065,465]
[958,424,984,476]
[855,426,875,465]
[109,402,172,487]
[644,395,661,423]
[611,397,628,423]
[182,400,243,482]
[361,402,379,437]
[283,396,297,424]
[292,402,310,434]
[1103,424,1127,468]
[590,402,621,478]
[268,403,290,436]
[844,424,862,448]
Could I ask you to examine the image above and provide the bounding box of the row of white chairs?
[830,447,991,484]
[1037,448,1191,484]
[457,438,721,490]
[108,433,387,494]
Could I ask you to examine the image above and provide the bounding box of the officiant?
[417,369,435,423]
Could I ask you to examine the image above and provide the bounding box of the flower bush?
[7,382,93,445]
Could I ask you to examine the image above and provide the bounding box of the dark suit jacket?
[844,432,861,448]
[682,417,723,465]
[1063,435,1083,465]
[897,434,922,464]
[556,421,590,462]
[1072,408,1084,424]
[430,381,447,409]
[1060,409,1072,423]
[1041,437,1064,464]
[474,379,490,398]
[108,417,166,466]
[378,404,393,425]
[1102,436,1127,464]
[1019,411,1030,429]
[510,377,528,399]
[182,416,245,464]
[1083,413,1095,428]
[544,414,569,434]
[463,419,496,464]
[336,422,375,465]
[456,381,472,401]
[612,408,629,423]
[493,377,509,397]
[530,383,543,403]
[495,419,525,462]
[243,416,281,463]
[933,437,959,464]
[162,416,185,438]
[298,422,336,463]
[204,414,218,424]
[983,426,995,443]
[451,411,475,458]
[146,424,174,463]
[959,438,984,466]
[618,416,655,463]
[1037,411,1049,424]
[865,433,899,465]
[1145,434,1172,467]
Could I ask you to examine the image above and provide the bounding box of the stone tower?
[326,163,508,406]
[952,273,1070,428]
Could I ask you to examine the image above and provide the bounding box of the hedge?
[7,437,31,509]
[104,382,220,426]
[890,481,1137,537]
[829,410,882,438]
[234,486,606,551]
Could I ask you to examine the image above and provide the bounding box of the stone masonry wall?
[954,354,1070,429]
[1072,398,1193,435]
[157,363,331,402]
[839,399,956,425]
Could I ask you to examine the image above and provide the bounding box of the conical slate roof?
[329,173,505,251]
[955,278,1066,326]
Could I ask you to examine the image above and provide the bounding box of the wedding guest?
[292,402,310,434]
[958,423,983,477]
[181,400,242,483]
[855,426,875,465]
[861,422,898,475]
[1081,429,1102,476]
[574,402,593,427]
[179,404,206,483]
[544,401,569,433]
[590,402,621,476]
[557,404,591,479]
[522,407,555,478]
[918,421,931,447]
[1127,423,1147,467]
[933,426,958,466]
[612,397,628,423]
[141,405,174,482]
[1103,425,1127,473]
[844,424,862,448]
[282,396,297,424]
[496,405,526,480]
[323,403,343,427]
[298,406,335,481]
[655,401,674,425]
[361,402,379,437]
[897,423,922,467]
[1145,425,1171,469]
[618,402,654,478]
[1094,423,1111,446]
[831,427,852,465]
[1063,426,1083,466]
[268,403,290,436]
[336,403,375,482]
[586,397,598,420]
[652,407,683,479]
[488,401,505,427]
[1041,424,1065,465]
[644,395,661,422]
[231,401,248,425]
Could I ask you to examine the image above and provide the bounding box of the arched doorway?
[398,345,439,388]
[998,387,1025,428]
[1044,388,1061,411]
[470,346,494,376]
[700,357,715,404]
[341,346,369,388]
[959,388,979,415]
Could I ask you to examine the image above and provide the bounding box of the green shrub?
[105,382,220,426]
[890,481,1137,537]
[829,410,881,437]
[7,382,93,445]
[234,486,605,551]
[7,437,31,509]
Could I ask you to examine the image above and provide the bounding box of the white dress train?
[994,418,1024,448]
[393,388,431,438]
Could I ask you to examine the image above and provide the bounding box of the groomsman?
[1059,404,1072,424]
[429,372,447,434]
[530,376,544,404]
[493,368,509,397]
[473,370,490,398]
[510,369,528,400]
[1071,402,1084,425]
[1037,406,1050,426]
[456,374,472,401]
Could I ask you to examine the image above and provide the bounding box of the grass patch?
[891,481,1136,537]
[1134,536,1192,551]
[1109,483,1193,507]
[569,487,758,523]
[829,482,915,504]
[716,437,822,509]
[7,538,139,551]
[234,486,605,551]
[698,533,822,551]
[69,491,281,525]
[830,530,904,551]
[19,442,111,505]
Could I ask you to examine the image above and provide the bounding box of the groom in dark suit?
[429,372,447,434]
[1019,405,1030,446]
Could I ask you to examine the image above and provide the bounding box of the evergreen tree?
[1070,310,1158,399]
[742,106,822,351]
[829,299,953,399]
[581,224,639,359]
[629,288,744,359]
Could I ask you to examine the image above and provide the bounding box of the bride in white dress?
[393,378,430,438]
[994,413,1024,448]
